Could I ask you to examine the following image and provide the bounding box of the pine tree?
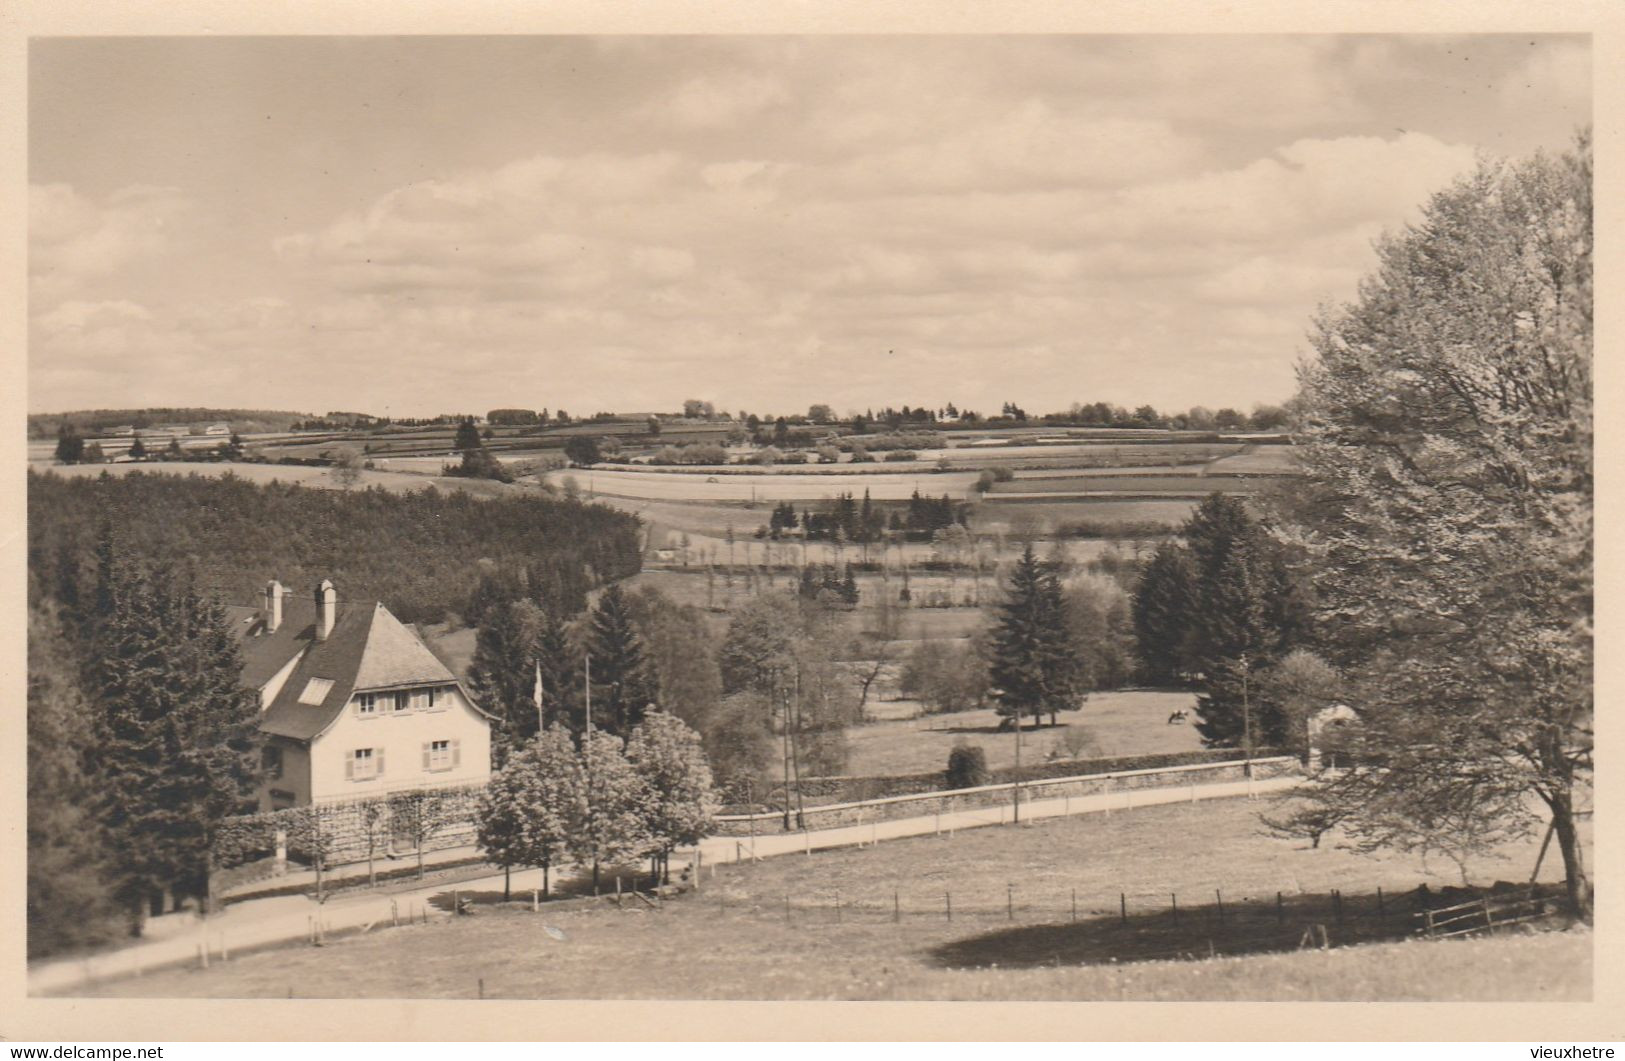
[1132,541,1198,685]
[454,416,482,453]
[87,539,262,927]
[625,710,718,884]
[534,610,581,735]
[988,544,1081,729]
[585,584,656,735]
[27,599,125,955]
[466,598,544,760]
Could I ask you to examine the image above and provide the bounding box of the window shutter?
[345,756,354,781]
[422,743,431,771]
[452,739,461,769]
[376,748,386,776]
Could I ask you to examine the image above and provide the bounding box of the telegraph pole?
[1240,652,1253,779]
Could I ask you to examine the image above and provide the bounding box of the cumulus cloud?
[30,183,192,299]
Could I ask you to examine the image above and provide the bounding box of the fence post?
[1120,892,1127,924]
[785,893,791,923]
[478,978,484,1000]
[835,888,841,923]
[696,850,703,889]
[894,889,900,923]
[221,931,229,962]
[1377,886,1385,918]
[392,899,399,927]
[1277,891,1284,924]
[1007,883,1014,921]
[1071,889,1078,922]
[1333,889,1343,929]
[946,891,952,922]
[1171,893,1179,925]
[532,889,539,914]
[1215,889,1224,924]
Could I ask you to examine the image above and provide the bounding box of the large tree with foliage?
[567,729,652,892]
[625,710,718,884]
[475,727,577,899]
[1271,135,1593,918]
[987,544,1081,728]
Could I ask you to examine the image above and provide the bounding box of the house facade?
[228,578,493,812]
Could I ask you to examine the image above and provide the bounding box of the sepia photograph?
[16,19,1599,1028]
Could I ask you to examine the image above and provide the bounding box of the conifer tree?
[585,584,656,736]
[988,544,1081,729]
[87,537,261,926]
[466,597,544,759]
[1131,541,1198,685]
[534,610,581,735]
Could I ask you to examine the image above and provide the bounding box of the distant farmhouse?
[226,579,493,812]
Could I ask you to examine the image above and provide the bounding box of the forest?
[26,470,644,624]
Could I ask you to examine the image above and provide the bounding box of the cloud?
[650,71,791,130]
[30,183,192,299]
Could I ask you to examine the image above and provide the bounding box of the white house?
[227,579,493,812]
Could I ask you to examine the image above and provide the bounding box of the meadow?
[79,797,1587,1001]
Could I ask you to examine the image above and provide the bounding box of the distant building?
[225,579,494,812]
[205,422,231,436]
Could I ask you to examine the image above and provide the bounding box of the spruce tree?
[586,584,656,736]
[87,540,261,927]
[466,597,544,759]
[1131,541,1198,685]
[535,609,582,736]
[988,544,1081,729]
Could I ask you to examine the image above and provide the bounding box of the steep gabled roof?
[257,601,465,741]
[225,598,319,689]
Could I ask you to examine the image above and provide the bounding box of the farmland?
[78,797,1588,1001]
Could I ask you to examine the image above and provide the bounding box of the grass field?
[844,691,1203,776]
[80,799,1588,1000]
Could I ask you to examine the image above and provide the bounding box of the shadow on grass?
[927,884,1556,969]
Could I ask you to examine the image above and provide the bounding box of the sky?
[28,34,1591,419]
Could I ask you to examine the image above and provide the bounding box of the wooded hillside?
[27,470,643,623]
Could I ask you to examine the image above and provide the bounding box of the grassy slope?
[843,692,1203,776]
[80,799,1588,1001]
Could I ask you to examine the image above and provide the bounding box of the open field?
[973,498,1198,529]
[844,691,1203,776]
[78,798,1588,1000]
[988,474,1249,495]
[543,467,982,502]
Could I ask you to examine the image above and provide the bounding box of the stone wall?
[709,756,1298,837]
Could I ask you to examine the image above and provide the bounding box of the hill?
[28,408,318,438]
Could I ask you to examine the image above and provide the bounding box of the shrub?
[780,450,810,464]
[883,450,918,462]
[946,743,989,789]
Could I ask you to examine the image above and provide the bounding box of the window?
[348,747,385,781]
[356,692,377,717]
[411,687,440,712]
[391,690,410,713]
[298,677,335,705]
[423,739,460,772]
[262,745,283,781]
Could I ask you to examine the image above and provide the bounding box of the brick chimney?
[263,579,285,633]
[315,579,337,641]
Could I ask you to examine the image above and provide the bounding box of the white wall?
[310,685,492,803]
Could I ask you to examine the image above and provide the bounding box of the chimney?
[264,579,285,633]
[315,579,337,641]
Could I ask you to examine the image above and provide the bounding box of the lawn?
[78,798,1588,1001]
[844,691,1204,776]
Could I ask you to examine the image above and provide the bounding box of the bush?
[946,743,989,789]
[780,450,810,464]
[883,450,918,462]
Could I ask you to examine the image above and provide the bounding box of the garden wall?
[710,756,1298,837]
